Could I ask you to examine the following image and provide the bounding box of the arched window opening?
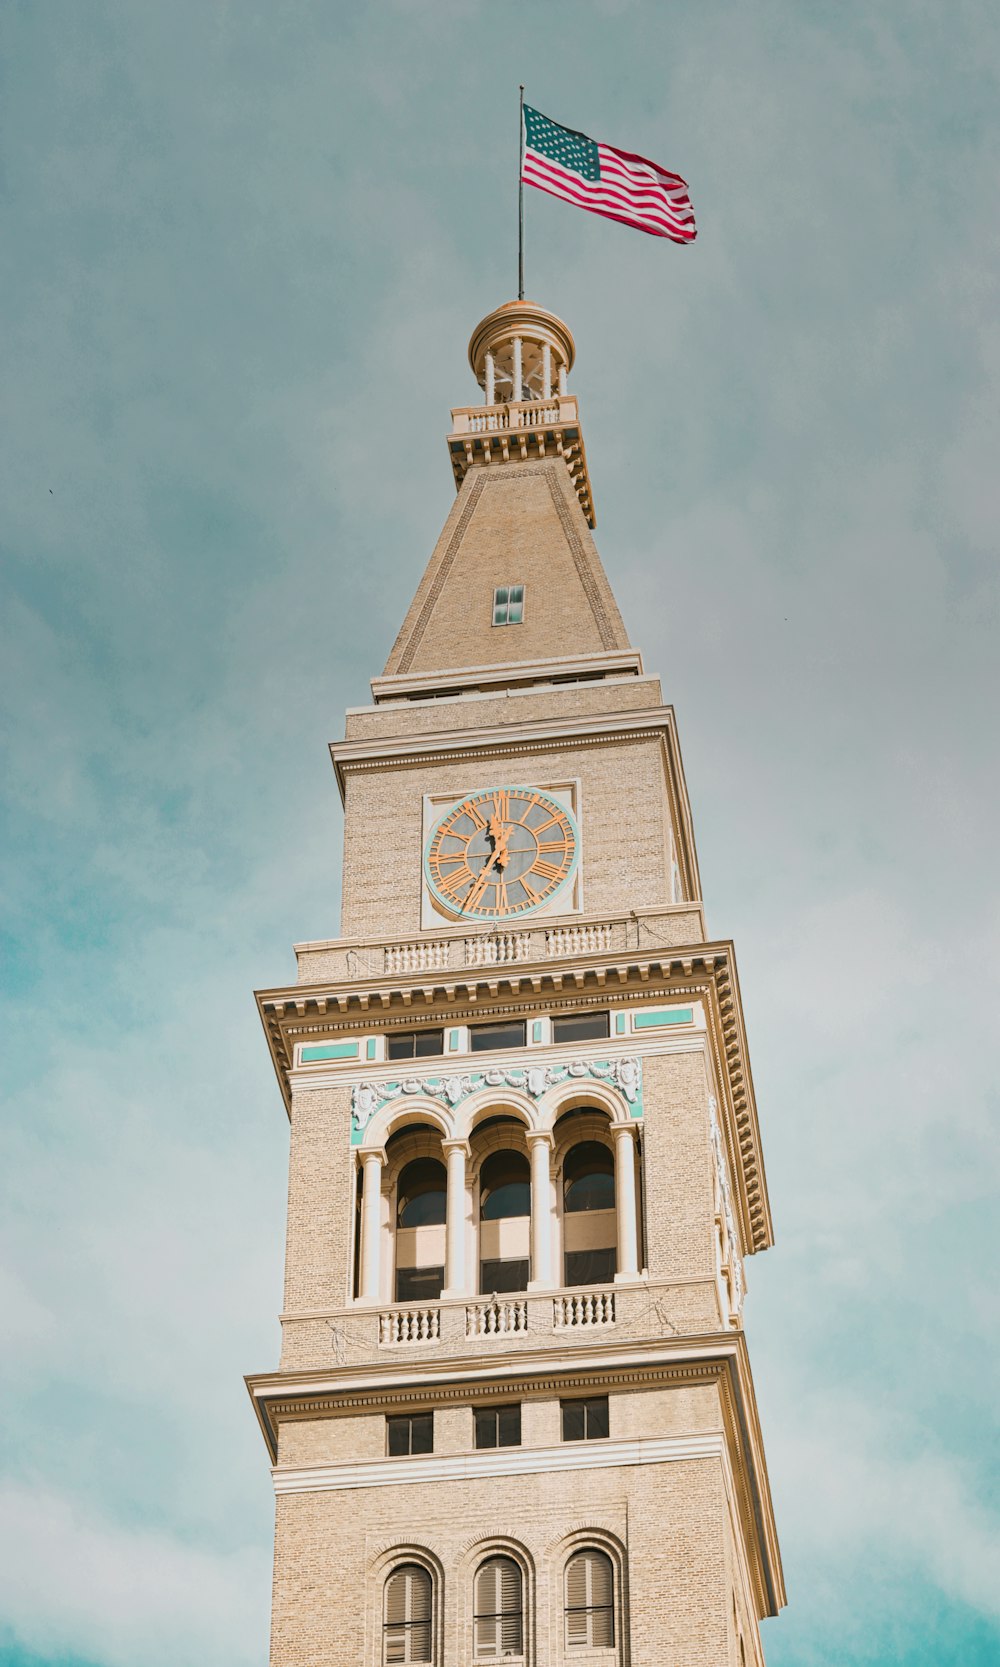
[479,1150,531,1220]
[479,1148,531,1295]
[395,1156,447,1304]
[397,1159,447,1228]
[565,1549,614,1650]
[562,1136,617,1288]
[384,1563,433,1664]
[564,1141,615,1213]
[474,1555,523,1658]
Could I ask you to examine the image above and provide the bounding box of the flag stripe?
[520,105,696,245]
[524,151,687,220]
[524,170,686,238]
[522,165,687,237]
[599,153,694,213]
[523,151,694,239]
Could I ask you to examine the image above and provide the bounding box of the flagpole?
[518,85,525,300]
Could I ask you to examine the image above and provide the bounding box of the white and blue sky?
[2,3,998,1664]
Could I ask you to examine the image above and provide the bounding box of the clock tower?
[249,299,785,1666]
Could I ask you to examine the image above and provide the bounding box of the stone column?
[513,336,523,401]
[485,351,495,406]
[358,1148,386,1303]
[441,1139,471,1297]
[612,1121,640,1281]
[558,361,568,396]
[542,342,552,399]
[527,1131,555,1290]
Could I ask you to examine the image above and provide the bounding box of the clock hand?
[463,821,512,910]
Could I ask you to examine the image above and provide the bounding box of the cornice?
[369,648,644,705]
[246,1331,784,1615]
[328,704,679,799]
[255,936,771,1256]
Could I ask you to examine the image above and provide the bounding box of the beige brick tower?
[250,299,785,1667]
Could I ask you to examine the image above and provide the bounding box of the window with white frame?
[474,1555,523,1657]
[564,1548,614,1649]
[492,585,524,626]
[384,1563,433,1664]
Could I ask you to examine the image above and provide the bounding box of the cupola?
[447,299,595,527]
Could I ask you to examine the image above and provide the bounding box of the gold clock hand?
[463,821,512,911]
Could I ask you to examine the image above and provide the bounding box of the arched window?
[565,1548,614,1649]
[479,1150,531,1220]
[384,1562,433,1664]
[563,1141,615,1213]
[397,1158,447,1227]
[474,1555,523,1657]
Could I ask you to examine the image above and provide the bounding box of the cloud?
[2,3,998,1665]
[0,1485,269,1667]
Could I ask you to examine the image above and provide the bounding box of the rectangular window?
[561,1396,610,1443]
[492,584,525,626]
[551,1011,610,1044]
[395,1266,445,1303]
[469,1020,526,1054]
[564,1247,617,1288]
[386,1028,445,1061]
[480,1257,530,1295]
[474,1404,522,1449]
[386,1412,434,1457]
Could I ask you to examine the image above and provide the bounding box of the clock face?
[425,786,578,920]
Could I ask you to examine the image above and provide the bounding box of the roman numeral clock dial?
[425,787,578,920]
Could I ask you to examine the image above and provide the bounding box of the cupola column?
[542,342,552,399]
[441,1138,472,1297]
[358,1148,387,1303]
[484,351,495,406]
[512,336,523,400]
[558,359,568,395]
[611,1121,641,1281]
[527,1131,555,1290]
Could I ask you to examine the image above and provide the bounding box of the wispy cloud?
[2,3,998,1664]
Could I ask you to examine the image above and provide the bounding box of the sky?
[1,2,998,1663]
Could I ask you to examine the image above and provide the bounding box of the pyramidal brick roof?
[383,456,631,678]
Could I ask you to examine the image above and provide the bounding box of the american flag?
[521,105,696,245]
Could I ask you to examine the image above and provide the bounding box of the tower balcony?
[447,393,595,527]
[277,1273,730,1373]
[292,901,707,987]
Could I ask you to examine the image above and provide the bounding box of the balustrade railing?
[378,1306,441,1344]
[546,923,615,957]
[384,941,449,975]
[553,1289,616,1329]
[465,932,532,967]
[463,401,562,434]
[466,1298,529,1338]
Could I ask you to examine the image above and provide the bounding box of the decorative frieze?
[350,1055,643,1140]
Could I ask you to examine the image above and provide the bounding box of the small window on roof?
[492,585,525,626]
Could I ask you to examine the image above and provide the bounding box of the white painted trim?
[368,649,644,704]
[272,1431,724,1495]
[330,705,678,780]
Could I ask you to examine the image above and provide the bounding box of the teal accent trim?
[365,1038,376,1062]
[633,1008,694,1030]
[449,1029,460,1051]
[615,1013,626,1035]
[301,1041,360,1063]
[349,1058,644,1144]
[532,1021,543,1043]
